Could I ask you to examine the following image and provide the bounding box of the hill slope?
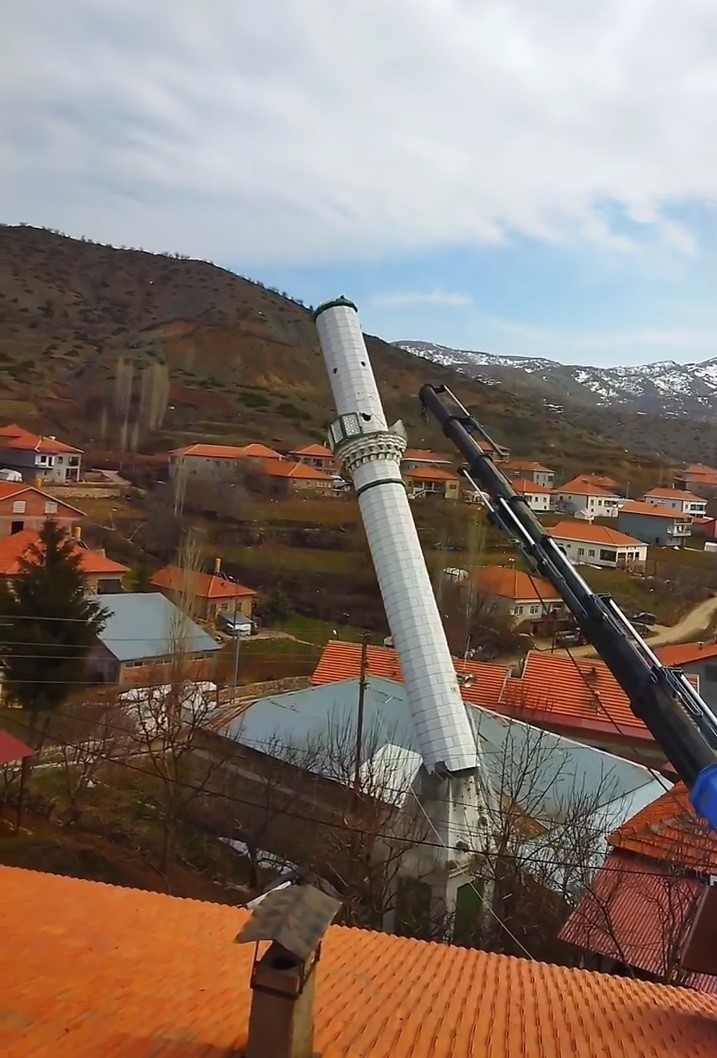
[0,225,674,475]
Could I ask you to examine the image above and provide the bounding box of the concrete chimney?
[72,525,82,540]
[214,557,221,575]
[246,942,317,1058]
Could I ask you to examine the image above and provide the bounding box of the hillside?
[0,225,673,474]
[400,340,717,464]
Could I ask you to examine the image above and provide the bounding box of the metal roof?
[90,592,220,662]
[0,729,33,764]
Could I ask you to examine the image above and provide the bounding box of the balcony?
[667,523,691,536]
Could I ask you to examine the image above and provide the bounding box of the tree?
[0,520,109,742]
[127,555,154,592]
[258,588,291,625]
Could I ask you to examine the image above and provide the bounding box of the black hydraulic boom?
[419,382,717,828]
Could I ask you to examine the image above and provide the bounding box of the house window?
[12,500,26,514]
[577,547,585,556]
[588,549,595,557]
[44,501,58,515]
[599,549,617,562]
[529,604,540,615]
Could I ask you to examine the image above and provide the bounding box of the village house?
[0,481,84,538]
[503,459,555,488]
[475,565,565,627]
[287,442,335,471]
[675,463,717,495]
[575,472,621,491]
[0,526,128,594]
[560,783,717,992]
[87,592,220,687]
[5,865,717,1058]
[168,441,284,483]
[403,465,460,500]
[311,641,678,771]
[508,477,552,512]
[656,641,717,712]
[151,559,256,622]
[260,459,333,497]
[641,487,707,520]
[617,500,692,547]
[550,520,647,569]
[0,423,82,483]
[400,448,454,471]
[552,478,623,518]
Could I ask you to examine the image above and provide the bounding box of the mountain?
[399,340,717,419]
[0,224,701,476]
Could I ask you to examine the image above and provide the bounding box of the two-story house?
[550,520,647,569]
[617,500,692,547]
[403,466,461,500]
[674,463,717,495]
[168,442,284,483]
[503,460,555,488]
[552,478,623,518]
[287,443,335,471]
[0,424,82,483]
[400,448,454,471]
[0,482,84,538]
[508,477,552,512]
[475,566,565,627]
[641,487,707,520]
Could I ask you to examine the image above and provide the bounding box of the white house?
[475,565,565,625]
[509,477,552,513]
[550,520,647,569]
[503,460,555,488]
[553,477,623,519]
[641,488,707,520]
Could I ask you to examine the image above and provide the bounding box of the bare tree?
[53,694,134,816]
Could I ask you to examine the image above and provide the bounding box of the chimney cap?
[236,883,342,963]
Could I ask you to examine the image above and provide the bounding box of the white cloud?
[371,290,473,309]
[1,0,717,267]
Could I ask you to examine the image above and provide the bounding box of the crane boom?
[419,382,717,830]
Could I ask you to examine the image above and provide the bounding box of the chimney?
[236,883,341,1058]
[214,557,221,575]
[73,525,82,540]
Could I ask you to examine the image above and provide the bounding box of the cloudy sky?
[3,0,717,365]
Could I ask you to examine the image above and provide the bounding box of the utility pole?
[232,597,241,695]
[353,632,369,798]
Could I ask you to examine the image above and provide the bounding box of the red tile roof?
[620,500,689,520]
[656,641,717,666]
[0,481,27,500]
[550,520,643,548]
[0,529,128,577]
[0,730,33,765]
[3,866,717,1057]
[151,565,256,600]
[238,442,284,459]
[261,459,332,480]
[288,443,333,458]
[556,478,618,497]
[401,448,452,463]
[608,782,717,872]
[476,565,562,603]
[510,477,553,495]
[0,424,81,454]
[560,849,717,992]
[505,459,553,472]
[644,488,706,502]
[311,641,509,710]
[171,442,284,460]
[403,466,460,482]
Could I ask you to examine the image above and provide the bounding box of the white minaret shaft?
[314,297,478,775]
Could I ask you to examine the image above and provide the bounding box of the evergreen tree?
[128,555,153,592]
[0,520,110,737]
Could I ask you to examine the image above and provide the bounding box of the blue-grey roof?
[90,592,220,662]
[221,675,667,828]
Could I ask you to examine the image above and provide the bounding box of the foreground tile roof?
[2,866,717,1057]
[656,641,717,667]
[608,782,717,873]
[560,849,717,993]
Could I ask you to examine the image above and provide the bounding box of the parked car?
[629,611,657,626]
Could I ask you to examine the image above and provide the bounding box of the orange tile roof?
[620,500,689,520]
[505,459,553,472]
[4,866,717,1057]
[575,473,621,489]
[0,424,82,454]
[403,466,460,482]
[685,463,717,476]
[151,565,256,600]
[401,448,452,463]
[550,520,643,548]
[644,488,706,502]
[556,478,618,497]
[261,459,332,480]
[0,481,27,500]
[510,477,553,495]
[0,529,128,577]
[476,565,562,602]
[238,442,284,459]
[608,782,717,873]
[171,442,250,458]
[311,641,509,710]
[656,641,717,666]
[288,443,333,458]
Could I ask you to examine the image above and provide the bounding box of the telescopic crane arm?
[419,382,717,830]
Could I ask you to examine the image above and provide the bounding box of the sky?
[2,0,717,367]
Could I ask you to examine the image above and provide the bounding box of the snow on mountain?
[398,341,717,418]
